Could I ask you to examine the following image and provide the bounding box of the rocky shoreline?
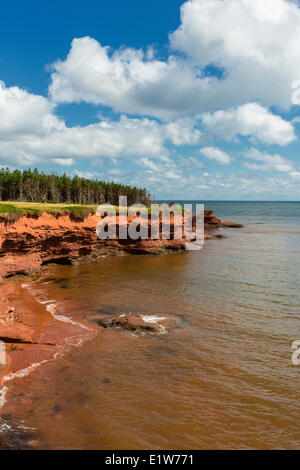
[0,209,243,448]
[0,209,242,279]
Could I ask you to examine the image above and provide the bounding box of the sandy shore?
[0,273,98,422]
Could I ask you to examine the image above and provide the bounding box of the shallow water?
[2,202,300,449]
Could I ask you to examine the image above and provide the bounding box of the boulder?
[221,221,244,228]
[204,210,221,226]
[95,313,182,335]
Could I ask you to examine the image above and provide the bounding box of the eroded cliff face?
[0,208,246,285]
[0,210,234,280]
[0,213,181,279]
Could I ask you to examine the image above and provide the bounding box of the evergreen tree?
[0,168,151,206]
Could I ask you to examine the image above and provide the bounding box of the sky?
[1,0,300,200]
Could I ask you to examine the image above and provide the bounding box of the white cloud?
[48,0,300,119]
[180,156,204,168]
[164,118,201,145]
[200,147,231,164]
[243,148,294,172]
[76,163,300,200]
[49,37,211,120]
[0,81,62,138]
[52,158,74,166]
[0,83,204,166]
[171,0,300,109]
[0,115,166,163]
[201,103,296,146]
[290,171,300,180]
[138,157,161,172]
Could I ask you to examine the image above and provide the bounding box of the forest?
[0,168,151,206]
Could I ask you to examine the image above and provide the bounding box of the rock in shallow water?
[94,313,183,335]
[221,221,244,228]
[0,415,38,450]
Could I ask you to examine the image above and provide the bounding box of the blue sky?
[1,0,300,200]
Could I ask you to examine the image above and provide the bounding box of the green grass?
[0,201,99,220]
[0,201,184,221]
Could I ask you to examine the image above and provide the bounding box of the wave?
[45,303,90,331]
[0,283,94,412]
[22,283,91,332]
[0,385,8,410]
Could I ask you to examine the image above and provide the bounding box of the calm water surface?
[4,202,300,449]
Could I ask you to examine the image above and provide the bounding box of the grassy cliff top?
[0,201,102,220]
[0,201,186,221]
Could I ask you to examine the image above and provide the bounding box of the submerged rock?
[0,415,38,450]
[95,313,183,335]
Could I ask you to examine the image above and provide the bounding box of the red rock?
[0,324,36,344]
[95,313,183,335]
[221,221,244,228]
[0,209,233,280]
[204,210,221,227]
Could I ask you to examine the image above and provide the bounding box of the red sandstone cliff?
[0,209,241,280]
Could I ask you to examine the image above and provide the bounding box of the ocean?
[2,201,300,449]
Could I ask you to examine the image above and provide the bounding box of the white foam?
[0,361,50,411]
[22,282,90,331]
[0,419,36,433]
[63,335,90,348]
[141,315,166,324]
[141,315,167,335]
[3,359,51,383]
[46,304,90,331]
[0,385,8,409]
[0,282,91,411]
[116,314,168,335]
[0,419,12,432]
[0,346,66,411]
[185,240,204,251]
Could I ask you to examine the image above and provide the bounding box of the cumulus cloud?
[200,147,231,164]
[164,118,201,145]
[48,0,300,119]
[201,103,296,146]
[243,148,294,172]
[49,37,211,120]
[0,114,165,163]
[0,82,203,166]
[171,0,300,109]
[0,81,62,138]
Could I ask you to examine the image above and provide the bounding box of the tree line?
[0,168,151,206]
